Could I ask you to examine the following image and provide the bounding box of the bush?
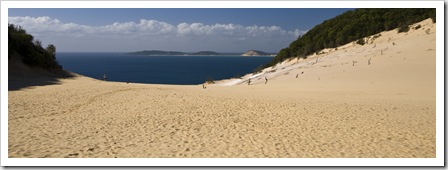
[356,38,365,45]
[205,77,215,84]
[397,25,410,33]
[373,34,381,39]
[414,25,421,30]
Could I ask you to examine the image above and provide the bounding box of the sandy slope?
[8,19,436,158]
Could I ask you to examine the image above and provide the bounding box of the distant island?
[189,51,222,55]
[241,50,275,56]
[127,50,275,56]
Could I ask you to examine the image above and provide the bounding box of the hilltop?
[241,50,273,56]
[190,51,222,55]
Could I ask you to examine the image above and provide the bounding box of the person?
[265,77,268,84]
[103,73,107,81]
[296,74,299,78]
[248,79,251,85]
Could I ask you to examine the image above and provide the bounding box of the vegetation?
[205,76,215,84]
[241,50,274,56]
[264,8,436,68]
[397,25,410,33]
[8,24,61,69]
[356,38,366,46]
[414,25,422,30]
[190,51,222,55]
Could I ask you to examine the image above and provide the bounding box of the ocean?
[56,52,273,85]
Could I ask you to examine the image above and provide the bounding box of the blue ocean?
[56,52,273,85]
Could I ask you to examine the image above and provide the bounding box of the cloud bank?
[8,16,307,52]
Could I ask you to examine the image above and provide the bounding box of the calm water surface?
[57,52,273,85]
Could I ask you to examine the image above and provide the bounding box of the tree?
[34,39,42,47]
[46,44,56,56]
[8,24,61,69]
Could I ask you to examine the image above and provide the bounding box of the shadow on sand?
[9,77,61,91]
[8,72,76,91]
[8,51,78,91]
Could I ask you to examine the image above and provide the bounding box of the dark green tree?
[46,44,56,57]
[8,24,61,69]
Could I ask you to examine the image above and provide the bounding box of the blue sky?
[9,8,352,52]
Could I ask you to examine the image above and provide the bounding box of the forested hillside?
[266,8,436,68]
[8,24,61,69]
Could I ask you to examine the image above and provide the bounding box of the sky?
[8,8,353,53]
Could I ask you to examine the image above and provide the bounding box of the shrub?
[205,77,215,84]
[373,34,381,39]
[414,25,421,30]
[356,38,365,45]
[398,25,410,33]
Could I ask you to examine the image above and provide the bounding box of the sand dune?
[8,19,436,158]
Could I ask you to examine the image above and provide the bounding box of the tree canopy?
[265,8,436,68]
[8,24,61,69]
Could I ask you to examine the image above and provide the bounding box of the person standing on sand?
[265,77,268,84]
[103,73,107,81]
[248,79,251,85]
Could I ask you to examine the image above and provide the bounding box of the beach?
[8,19,436,158]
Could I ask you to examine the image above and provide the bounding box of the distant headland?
[241,50,275,56]
[127,50,275,56]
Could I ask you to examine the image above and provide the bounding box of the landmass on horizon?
[127,50,276,56]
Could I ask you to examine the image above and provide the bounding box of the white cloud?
[8,16,307,52]
[291,29,308,38]
[137,19,176,34]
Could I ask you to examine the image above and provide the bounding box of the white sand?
[8,19,436,158]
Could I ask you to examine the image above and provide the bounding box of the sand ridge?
[8,19,436,158]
